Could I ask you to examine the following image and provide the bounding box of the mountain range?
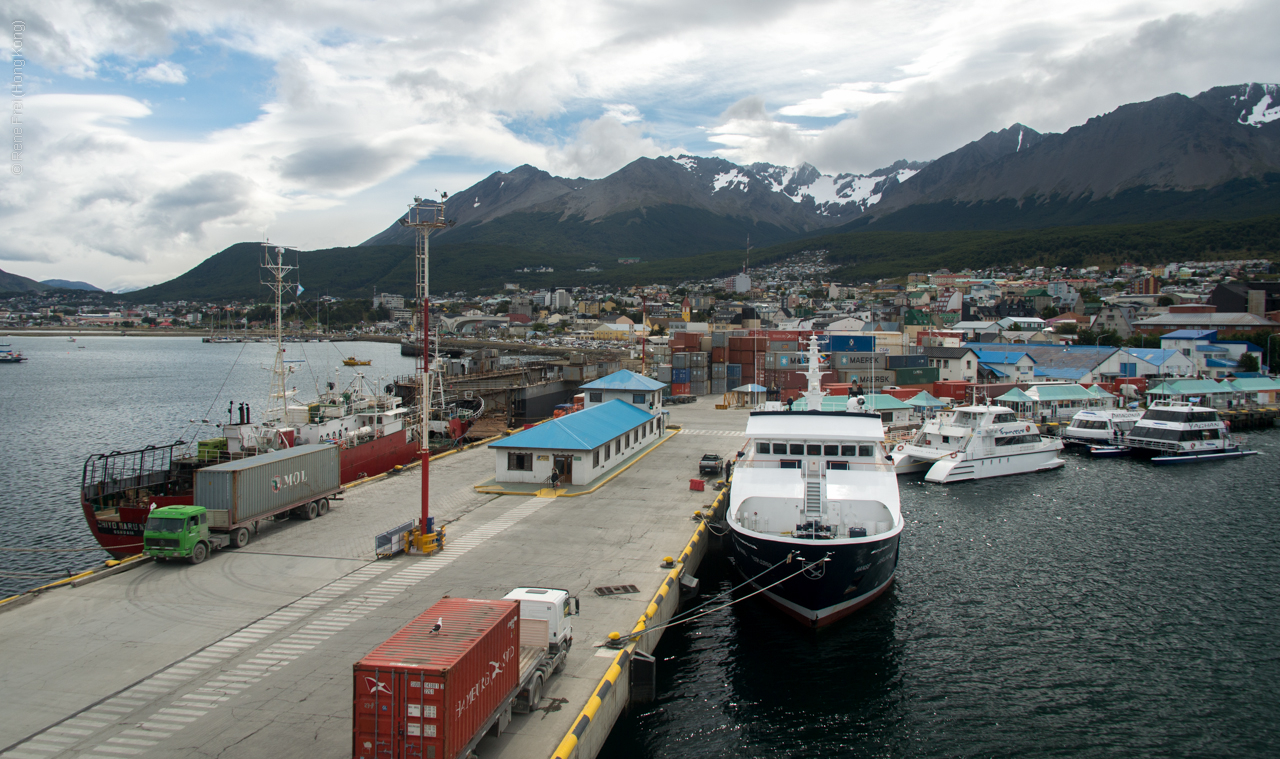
[128,82,1280,301]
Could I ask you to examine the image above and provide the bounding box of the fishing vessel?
[1060,409,1143,445]
[889,405,1064,483]
[1112,400,1257,464]
[79,244,421,558]
[342,357,372,366]
[0,347,26,363]
[724,339,903,627]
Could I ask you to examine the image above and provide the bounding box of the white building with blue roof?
[579,369,666,415]
[488,399,665,485]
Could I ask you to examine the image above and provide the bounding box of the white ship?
[889,405,1065,483]
[1113,400,1258,464]
[724,339,903,627]
[1061,409,1143,446]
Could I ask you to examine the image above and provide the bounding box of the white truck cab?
[503,587,575,654]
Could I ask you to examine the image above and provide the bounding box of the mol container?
[194,444,340,526]
[353,598,519,759]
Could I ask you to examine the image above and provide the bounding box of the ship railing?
[733,460,897,474]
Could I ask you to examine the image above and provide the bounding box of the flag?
[297,284,305,295]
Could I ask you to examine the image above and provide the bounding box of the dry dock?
[0,403,750,759]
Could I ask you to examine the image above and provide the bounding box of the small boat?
[889,405,1065,483]
[1061,409,1143,446]
[67,337,76,343]
[1116,401,1257,464]
[0,348,27,363]
[1089,445,1130,458]
[343,357,372,366]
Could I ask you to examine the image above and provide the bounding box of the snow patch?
[712,169,749,192]
[673,156,698,171]
[1017,128,1023,151]
[473,197,481,208]
[1242,94,1280,126]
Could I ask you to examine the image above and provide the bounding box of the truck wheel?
[189,542,208,565]
[229,527,250,549]
[527,674,543,711]
[317,498,330,516]
[302,501,318,520]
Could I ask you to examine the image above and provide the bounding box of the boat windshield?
[1144,409,1218,423]
[952,411,978,427]
[146,517,187,533]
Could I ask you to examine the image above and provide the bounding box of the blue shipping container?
[827,335,875,353]
[727,364,742,379]
[672,368,691,383]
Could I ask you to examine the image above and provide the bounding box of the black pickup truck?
[698,453,725,476]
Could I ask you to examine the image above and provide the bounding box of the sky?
[2,0,1278,292]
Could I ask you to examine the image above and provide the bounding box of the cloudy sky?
[3,0,1277,291]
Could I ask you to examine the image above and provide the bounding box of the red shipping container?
[711,347,726,363]
[672,383,691,395]
[353,598,520,759]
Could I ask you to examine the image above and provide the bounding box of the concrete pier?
[0,403,750,759]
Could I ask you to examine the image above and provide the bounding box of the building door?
[553,455,572,485]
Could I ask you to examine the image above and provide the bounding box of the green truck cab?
[143,505,229,564]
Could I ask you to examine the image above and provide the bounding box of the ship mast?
[261,243,298,424]
[398,196,449,554]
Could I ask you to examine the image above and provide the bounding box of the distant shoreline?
[0,328,402,342]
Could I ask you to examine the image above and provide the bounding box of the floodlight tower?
[398,195,450,554]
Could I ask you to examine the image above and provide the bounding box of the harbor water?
[0,335,417,598]
[3,335,1277,757]
[605,429,1280,758]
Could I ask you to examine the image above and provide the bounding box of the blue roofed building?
[1095,347,1195,379]
[973,349,1036,382]
[1159,329,1264,377]
[579,370,666,415]
[488,399,665,485]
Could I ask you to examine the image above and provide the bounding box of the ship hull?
[83,432,420,558]
[727,525,900,628]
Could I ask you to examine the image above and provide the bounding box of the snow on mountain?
[1243,93,1280,126]
[672,155,922,217]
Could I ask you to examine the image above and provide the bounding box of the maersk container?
[194,444,340,525]
[828,335,875,353]
[353,598,520,759]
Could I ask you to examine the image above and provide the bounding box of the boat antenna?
[261,242,299,425]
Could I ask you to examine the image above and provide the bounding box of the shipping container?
[690,380,709,396]
[831,352,884,370]
[770,341,798,353]
[827,335,875,353]
[689,352,708,368]
[671,382,691,395]
[656,364,673,383]
[769,330,801,341]
[672,353,689,369]
[689,367,708,382]
[195,444,340,526]
[711,347,726,363]
[699,335,712,352]
[710,378,727,395]
[672,368,690,383]
[353,598,520,759]
[711,363,726,379]
[727,364,742,379]
[711,332,727,347]
[885,354,928,369]
[839,370,895,386]
[893,366,940,385]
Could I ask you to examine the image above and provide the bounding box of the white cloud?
[132,61,186,84]
[1,0,1276,290]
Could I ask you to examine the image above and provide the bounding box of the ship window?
[840,445,857,456]
[780,460,801,469]
[507,452,533,471]
[757,443,770,454]
[789,444,804,455]
[807,444,821,455]
[773,443,787,454]
[824,445,839,456]
[994,413,1017,423]
[827,461,849,470]
[859,444,874,457]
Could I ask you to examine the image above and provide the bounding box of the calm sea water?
[605,427,1280,758]
[0,335,418,597]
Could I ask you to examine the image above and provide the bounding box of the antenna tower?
[260,243,298,423]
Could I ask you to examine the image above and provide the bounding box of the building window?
[594,450,600,467]
[604,445,610,461]
[966,360,972,368]
[943,359,950,368]
[507,452,532,471]
[589,391,603,403]
[616,439,621,455]
[633,393,645,404]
